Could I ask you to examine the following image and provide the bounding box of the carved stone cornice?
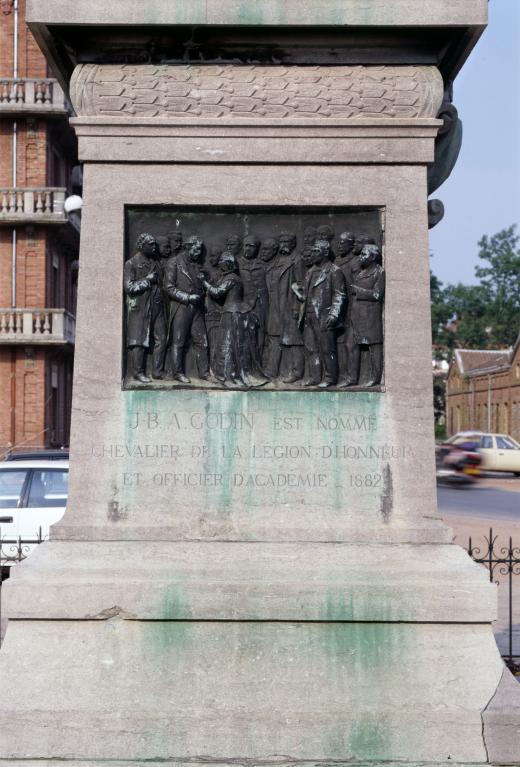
[70,64,443,120]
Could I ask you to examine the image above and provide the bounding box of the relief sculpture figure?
[164,235,209,384]
[239,235,269,357]
[303,226,317,249]
[202,252,268,389]
[316,224,334,251]
[339,233,375,387]
[260,237,281,375]
[297,239,346,388]
[264,231,304,384]
[205,247,224,378]
[345,243,385,387]
[168,230,183,260]
[335,231,357,385]
[155,236,171,264]
[225,234,242,257]
[123,233,167,383]
[124,217,384,389]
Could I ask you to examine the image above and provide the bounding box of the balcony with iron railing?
[0,309,75,345]
[0,78,68,117]
[0,188,68,225]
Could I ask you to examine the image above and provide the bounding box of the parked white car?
[0,460,68,561]
[446,432,520,475]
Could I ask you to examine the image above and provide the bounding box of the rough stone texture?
[3,540,497,622]
[72,120,441,164]
[483,668,520,764]
[70,64,444,120]
[26,0,489,28]
[0,763,505,767]
[0,620,503,762]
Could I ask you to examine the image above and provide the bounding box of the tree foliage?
[431,224,520,351]
[475,225,520,345]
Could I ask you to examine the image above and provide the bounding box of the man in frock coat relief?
[164,235,209,384]
[299,239,346,388]
[264,231,305,383]
[344,243,385,387]
[335,231,357,384]
[239,234,269,357]
[123,232,167,383]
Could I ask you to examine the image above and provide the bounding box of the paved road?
[437,475,520,521]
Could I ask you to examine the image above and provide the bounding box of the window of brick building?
[512,403,520,440]
[493,403,500,432]
[499,402,509,435]
[50,253,60,307]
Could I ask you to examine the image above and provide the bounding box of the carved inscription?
[90,408,411,504]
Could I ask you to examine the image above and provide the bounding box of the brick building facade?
[0,0,79,454]
[446,337,520,441]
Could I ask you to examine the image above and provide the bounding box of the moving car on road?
[446,432,520,475]
[0,460,68,566]
[436,436,481,484]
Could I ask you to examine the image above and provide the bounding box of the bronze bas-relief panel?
[123,207,384,391]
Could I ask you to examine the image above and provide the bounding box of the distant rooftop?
[454,348,513,377]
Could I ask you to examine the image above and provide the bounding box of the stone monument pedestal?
[1,1,519,764]
[0,543,505,762]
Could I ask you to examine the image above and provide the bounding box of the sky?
[428,0,520,286]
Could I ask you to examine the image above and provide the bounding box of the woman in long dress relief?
[201,251,268,389]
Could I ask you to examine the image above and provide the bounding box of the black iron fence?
[0,526,45,647]
[468,529,520,675]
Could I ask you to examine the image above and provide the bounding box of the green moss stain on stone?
[322,586,354,622]
[322,718,390,761]
[201,391,249,510]
[236,1,366,26]
[140,621,193,675]
[142,586,194,658]
[121,386,386,532]
[318,621,410,759]
[140,1,206,25]
[348,718,389,758]
[160,584,193,621]
[234,2,266,25]
[243,391,274,512]
[320,585,402,623]
[342,621,406,671]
